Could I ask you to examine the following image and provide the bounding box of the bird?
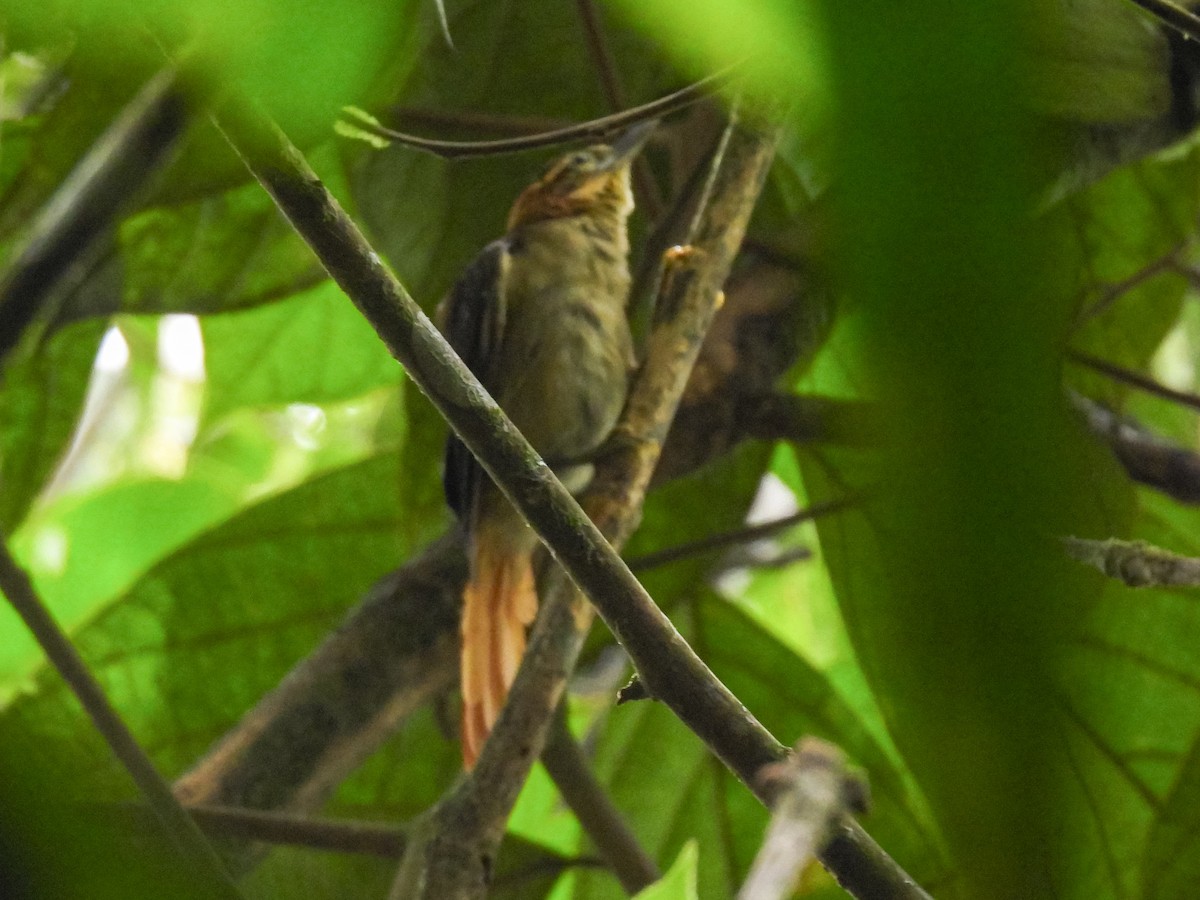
[439,120,655,768]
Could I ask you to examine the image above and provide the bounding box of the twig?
[1071,245,1184,328]
[0,67,189,365]
[1128,0,1200,42]
[1066,349,1200,412]
[738,739,869,900]
[1071,392,1200,504]
[575,0,627,114]
[1062,535,1200,586]
[101,802,409,858]
[343,68,735,158]
[0,539,243,899]
[217,100,928,900]
[384,106,568,138]
[542,708,660,893]
[626,498,853,571]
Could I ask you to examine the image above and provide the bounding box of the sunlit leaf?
[0,319,105,531]
[632,840,697,900]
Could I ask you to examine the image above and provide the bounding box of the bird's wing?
[441,239,510,521]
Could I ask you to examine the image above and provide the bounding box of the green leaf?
[1047,489,1200,900]
[117,176,326,318]
[633,840,698,900]
[1060,138,1200,405]
[1142,730,1200,899]
[0,451,420,781]
[0,474,240,702]
[1031,0,1172,124]
[199,279,403,427]
[0,318,105,531]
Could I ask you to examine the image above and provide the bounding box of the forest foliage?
[3,1,1200,898]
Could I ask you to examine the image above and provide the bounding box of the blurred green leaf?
[0,319,105,531]
[1,474,240,702]
[0,451,416,780]
[2,0,412,143]
[609,0,829,112]
[632,840,697,900]
[199,279,403,427]
[117,177,326,319]
[1031,0,1171,124]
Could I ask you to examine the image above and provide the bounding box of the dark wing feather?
[441,239,509,521]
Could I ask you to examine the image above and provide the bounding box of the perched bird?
[439,121,654,768]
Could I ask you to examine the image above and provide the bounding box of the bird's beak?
[603,120,657,170]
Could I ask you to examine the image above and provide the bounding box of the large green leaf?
[632,841,697,900]
[1046,489,1200,900]
[199,278,403,428]
[0,451,423,782]
[117,178,326,319]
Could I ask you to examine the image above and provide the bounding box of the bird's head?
[506,120,656,231]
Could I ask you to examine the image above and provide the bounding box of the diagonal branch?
[0,66,190,365]
[1128,0,1200,42]
[218,100,928,900]
[1067,349,1200,412]
[541,708,661,893]
[174,533,464,822]
[389,107,774,899]
[0,539,243,899]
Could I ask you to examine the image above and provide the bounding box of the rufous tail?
[460,527,538,768]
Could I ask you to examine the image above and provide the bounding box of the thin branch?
[0,539,243,899]
[542,708,660,893]
[217,100,928,900]
[738,739,868,900]
[1071,244,1184,329]
[626,498,853,572]
[385,106,569,139]
[0,66,190,365]
[1066,349,1200,413]
[343,68,735,158]
[103,802,408,858]
[1127,0,1200,42]
[1062,535,1200,587]
[575,0,627,113]
[1071,392,1200,504]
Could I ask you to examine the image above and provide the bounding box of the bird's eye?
[569,153,590,168]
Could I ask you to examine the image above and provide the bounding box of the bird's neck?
[510,205,631,269]
[505,211,633,307]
